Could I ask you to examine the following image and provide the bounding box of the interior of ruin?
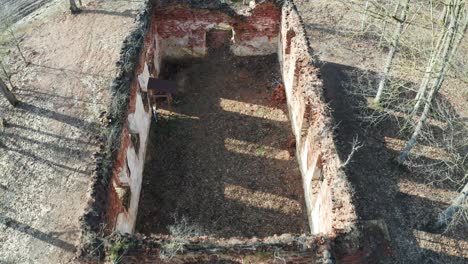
[80,1,357,262]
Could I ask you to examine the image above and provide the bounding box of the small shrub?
[160,216,202,260]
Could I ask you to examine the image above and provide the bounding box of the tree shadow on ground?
[0,215,76,252]
[80,9,137,18]
[17,102,98,130]
[0,139,89,175]
[320,61,467,263]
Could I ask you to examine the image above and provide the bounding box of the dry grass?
[160,216,202,260]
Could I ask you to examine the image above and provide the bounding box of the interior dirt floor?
[136,52,307,238]
[0,1,143,263]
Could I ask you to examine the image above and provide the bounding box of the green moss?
[243,251,273,263]
[109,239,135,263]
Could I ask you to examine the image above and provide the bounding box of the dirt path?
[137,52,307,238]
[0,1,143,263]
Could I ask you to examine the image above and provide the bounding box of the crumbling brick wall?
[78,3,158,260]
[155,2,280,58]
[112,234,332,263]
[279,0,360,255]
[106,10,162,234]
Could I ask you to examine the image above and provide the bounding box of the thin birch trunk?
[8,30,28,65]
[411,4,467,116]
[436,181,468,228]
[0,77,19,106]
[361,0,371,32]
[0,61,14,88]
[380,2,401,46]
[398,0,462,162]
[411,29,448,117]
[375,0,410,105]
[69,0,81,14]
[0,110,4,132]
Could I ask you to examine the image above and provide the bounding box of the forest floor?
[294,0,467,263]
[0,1,144,263]
[137,51,307,238]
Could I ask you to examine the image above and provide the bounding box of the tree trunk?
[8,30,28,65]
[374,0,410,105]
[0,77,19,107]
[0,110,4,132]
[398,0,462,162]
[379,2,401,46]
[0,61,15,88]
[412,7,467,116]
[436,181,468,229]
[361,0,370,31]
[411,29,448,117]
[69,0,81,14]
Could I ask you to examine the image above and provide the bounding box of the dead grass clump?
[160,216,202,260]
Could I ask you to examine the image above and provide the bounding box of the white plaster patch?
[116,92,152,234]
[117,161,130,185]
[154,35,161,76]
[137,63,150,92]
[161,36,206,58]
[231,36,278,56]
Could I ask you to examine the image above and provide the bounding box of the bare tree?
[69,0,82,14]
[379,1,401,46]
[436,180,468,229]
[0,110,4,131]
[340,136,363,168]
[411,6,468,117]
[0,76,19,106]
[374,0,410,105]
[4,29,28,65]
[398,0,465,162]
[0,61,14,88]
[361,0,371,31]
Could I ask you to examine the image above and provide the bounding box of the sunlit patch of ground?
[413,230,468,259]
[137,53,306,237]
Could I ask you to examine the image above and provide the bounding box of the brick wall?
[104,11,159,235]
[279,1,360,254]
[155,2,280,58]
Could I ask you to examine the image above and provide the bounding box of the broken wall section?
[155,2,280,58]
[78,3,159,260]
[80,3,162,241]
[279,0,360,255]
[111,234,333,263]
[107,12,161,235]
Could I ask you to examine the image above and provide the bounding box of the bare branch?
[341,135,364,168]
